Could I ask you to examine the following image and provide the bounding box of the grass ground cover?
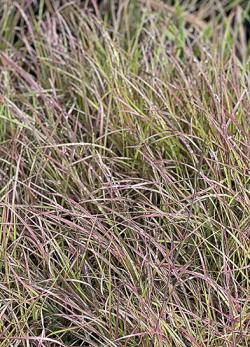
[0,0,250,346]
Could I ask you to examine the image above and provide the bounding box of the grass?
[0,0,249,346]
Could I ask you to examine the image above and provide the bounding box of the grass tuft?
[0,1,250,346]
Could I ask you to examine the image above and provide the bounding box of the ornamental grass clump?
[0,1,249,346]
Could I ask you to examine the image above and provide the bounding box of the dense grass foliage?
[0,1,250,346]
